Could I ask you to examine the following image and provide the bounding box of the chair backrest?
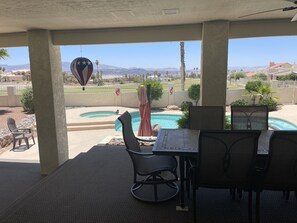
[196,130,260,188]
[231,105,268,130]
[117,111,141,152]
[7,118,18,133]
[189,106,225,130]
[261,131,297,190]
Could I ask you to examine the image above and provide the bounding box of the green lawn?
[63,79,201,94]
[0,79,245,96]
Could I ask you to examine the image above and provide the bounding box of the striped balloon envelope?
[70,57,93,90]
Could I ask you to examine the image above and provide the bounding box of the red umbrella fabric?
[138,85,153,136]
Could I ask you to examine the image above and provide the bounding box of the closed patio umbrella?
[138,85,153,136]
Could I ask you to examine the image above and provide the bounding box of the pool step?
[34,121,115,132]
[67,123,115,131]
[67,121,114,126]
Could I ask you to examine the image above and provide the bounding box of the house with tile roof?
[268,62,297,80]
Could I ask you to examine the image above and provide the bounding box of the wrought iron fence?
[0,83,32,96]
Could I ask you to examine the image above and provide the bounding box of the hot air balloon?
[70,57,93,90]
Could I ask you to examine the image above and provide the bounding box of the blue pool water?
[115,112,180,132]
[81,111,116,118]
[114,112,297,132]
[268,117,297,130]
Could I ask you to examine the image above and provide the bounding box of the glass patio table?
[152,128,273,211]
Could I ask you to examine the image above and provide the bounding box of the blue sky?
[2,36,297,69]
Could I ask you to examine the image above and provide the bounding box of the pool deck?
[65,106,182,124]
[0,105,296,163]
[268,105,297,125]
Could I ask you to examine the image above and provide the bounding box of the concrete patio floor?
[0,105,296,163]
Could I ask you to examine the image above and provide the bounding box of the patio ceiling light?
[162,8,179,15]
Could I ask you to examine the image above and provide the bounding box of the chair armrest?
[136,136,156,143]
[18,128,32,133]
[10,131,25,137]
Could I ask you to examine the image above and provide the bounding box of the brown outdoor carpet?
[0,146,296,223]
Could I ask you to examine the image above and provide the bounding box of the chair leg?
[248,191,252,223]
[25,138,29,150]
[32,135,35,144]
[237,188,243,199]
[18,139,22,146]
[285,191,290,201]
[185,159,190,198]
[230,188,235,200]
[193,188,196,223]
[12,139,16,150]
[256,191,260,223]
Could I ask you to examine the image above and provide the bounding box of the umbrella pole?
[146,84,151,105]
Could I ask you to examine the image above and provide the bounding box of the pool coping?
[65,106,183,131]
[65,106,297,131]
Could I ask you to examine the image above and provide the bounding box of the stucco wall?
[1,86,296,107]
[0,96,7,106]
[64,92,116,107]
[120,92,139,108]
[226,89,244,105]
[273,88,295,104]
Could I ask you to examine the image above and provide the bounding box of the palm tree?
[180,42,186,91]
[95,59,99,73]
[0,48,9,60]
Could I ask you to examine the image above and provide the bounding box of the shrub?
[139,80,163,102]
[97,79,104,86]
[225,117,231,130]
[230,99,248,106]
[177,111,189,129]
[252,73,267,81]
[245,80,263,93]
[21,87,34,113]
[188,84,200,106]
[181,101,193,112]
[245,80,264,105]
[259,97,278,111]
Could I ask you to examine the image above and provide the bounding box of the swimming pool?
[115,112,180,132]
[80,111,117,118]
[268,117,297,130]
[114,112,297,132]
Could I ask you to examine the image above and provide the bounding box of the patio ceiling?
[0,0,296,34]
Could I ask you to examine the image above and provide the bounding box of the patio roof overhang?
[1,0,297,175]
[0,0,296,34]
[0,19,297,47]
[0,0,297,47]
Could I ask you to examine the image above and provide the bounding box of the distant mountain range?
[0,62,267,75]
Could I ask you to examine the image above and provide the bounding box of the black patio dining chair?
[190,130,261,223]
[117,111,179,203]
[7,117,35,151]
[230,105,269,198]
[231,105,269,130]
[186,106,225,195]
[254,131,297,223]
[189,106,225,130]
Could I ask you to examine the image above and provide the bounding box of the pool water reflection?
[81,111,116,118]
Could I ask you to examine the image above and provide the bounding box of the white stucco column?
[28,29,68,175]
[200,21,229,106]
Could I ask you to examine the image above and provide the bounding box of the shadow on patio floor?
[0,146,296,223]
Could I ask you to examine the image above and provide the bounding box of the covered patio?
[0,146,297,223]
[1,0,297,222]
[1,0,297,174]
